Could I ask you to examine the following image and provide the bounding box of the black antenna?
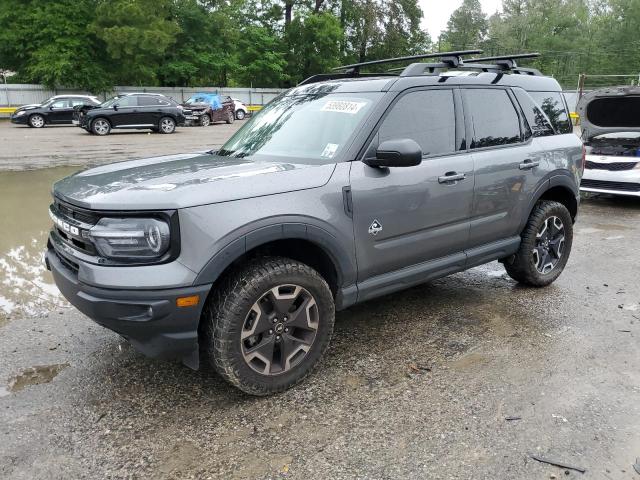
[332,50,482,73]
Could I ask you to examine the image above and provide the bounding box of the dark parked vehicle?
[11,95,101,128]
[74,93,186,135]
[47,51,583,395]
[181,92,235,126]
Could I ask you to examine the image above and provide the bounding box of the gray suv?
[46,52,583,395]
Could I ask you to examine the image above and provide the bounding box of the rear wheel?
[29,114,45,128]
[503,200,573,287]
[226,111,235,124]
[201,257,335,396]
[159,116,176,134]
[91,118,111,136]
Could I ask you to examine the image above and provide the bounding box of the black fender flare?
[192,222,357,289]
[518,172,579,232]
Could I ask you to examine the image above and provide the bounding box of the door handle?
[519,159,540,170]
[438,171,466,184]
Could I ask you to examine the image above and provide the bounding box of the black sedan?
[11,95,101,128]
[75,93,186,135]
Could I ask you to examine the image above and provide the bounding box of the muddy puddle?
[1,363,69,396]
[0,167,79,323]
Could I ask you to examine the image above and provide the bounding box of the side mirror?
[113,104,119,111]
[364,139,423,168]
[49,105,55,110]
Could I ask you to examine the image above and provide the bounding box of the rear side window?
[138,95,169,106]
[463,89,521,148]
[528,91,572,133]
[379,89,456,156]
[512,90,555,137]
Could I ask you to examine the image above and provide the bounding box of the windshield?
[100,96,122,108]
[218,91,381,162]
[186,95,210,104]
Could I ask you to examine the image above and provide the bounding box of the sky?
[418,0,503,39]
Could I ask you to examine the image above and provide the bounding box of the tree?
[235,25,289,87]
[439,0,488,50]
[91,0,180,85]
[0,0,110,91]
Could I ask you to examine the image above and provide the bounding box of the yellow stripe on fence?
[247,105,262,112]
[0,107,16,113]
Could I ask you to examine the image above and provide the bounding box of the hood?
[15,104,41,112]
[53,152,336,210]
[181,102,209,109]
[577,86,640,141]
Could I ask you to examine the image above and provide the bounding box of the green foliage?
[3,0,640,91]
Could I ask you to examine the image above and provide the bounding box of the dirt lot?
[0,119,243,170]
[0,123,639,479]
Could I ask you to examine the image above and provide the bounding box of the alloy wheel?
[200,114,210,127]
[161,118,175,133]
[532,216,565,274]
[30,115,44,128]
[236,110,245,120]
[93,119,109,135]
[241,284,319,376]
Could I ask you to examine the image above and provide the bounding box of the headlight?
[88,217,171,260]
[16,110,26,116]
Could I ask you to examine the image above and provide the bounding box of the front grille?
[584,161,638,171]
[54,199,99,225]
[581,179,640,192]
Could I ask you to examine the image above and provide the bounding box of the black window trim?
[460,85,533,154]
[364,85,464,162]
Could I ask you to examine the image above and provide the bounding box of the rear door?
[463,87,547,247]
[350,87,474,283]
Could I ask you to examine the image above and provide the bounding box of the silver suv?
[46,52,584,395]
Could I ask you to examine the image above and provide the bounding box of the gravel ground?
[0,119,243,171]
[1,196,639,479]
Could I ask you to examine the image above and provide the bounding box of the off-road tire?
[201,257,335,396]
[503,200,573,287]
[29,114,45,128]
[91,117,111,136]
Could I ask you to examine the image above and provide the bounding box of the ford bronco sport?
[46,51,583,395]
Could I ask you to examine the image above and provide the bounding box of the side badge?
[368,219,383,236]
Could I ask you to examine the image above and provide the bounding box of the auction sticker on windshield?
[321,143,339,158]
[321,100,367,114]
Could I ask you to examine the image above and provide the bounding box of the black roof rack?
[298,51,544,86]
[332,50,482,73]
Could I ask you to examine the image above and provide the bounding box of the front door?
[110,95,140,127]
[350,88,474,284]
[47,99,74,123]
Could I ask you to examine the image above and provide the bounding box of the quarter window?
[463,89,521,148]
[379,89,456,156]
[528,91,572,134]
[512,90,555,137]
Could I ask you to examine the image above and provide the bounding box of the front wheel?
[199,114,211,127]
[201,257,335,396]
[236,109,245,120]
[503,200,573,287]
[91,118,111,136]
[159,116,176,134]
[29,114,45,128]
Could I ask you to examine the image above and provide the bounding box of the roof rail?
[466,53,540,68]
[332,50,482,74]
[298,72,398,86]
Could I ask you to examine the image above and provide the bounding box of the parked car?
[74,93,186,135]
[181,93,235,126]
[232,98,248,120]
[577,87,640,197]
[11,95,101,128]
[46,51,582,395]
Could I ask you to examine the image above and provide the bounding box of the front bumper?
[581,155,640,196]
[46,248,211,369]
[10,114,28,125]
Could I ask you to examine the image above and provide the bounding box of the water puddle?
[0,167,79,323]
[5,363,70,393]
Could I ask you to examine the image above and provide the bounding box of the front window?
[218,91,381,162]
[100,96,122,108]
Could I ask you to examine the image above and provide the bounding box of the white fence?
[0,84,286,107]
